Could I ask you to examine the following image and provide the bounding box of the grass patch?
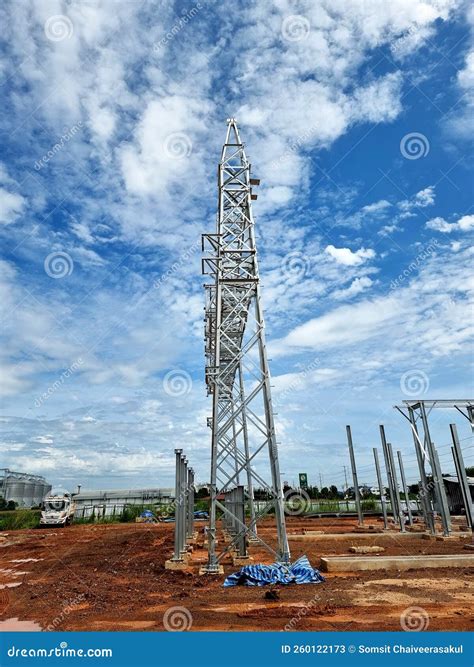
[0,509,41,530]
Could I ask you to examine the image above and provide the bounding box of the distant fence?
[74,501,174,522]
[255,499,420,514]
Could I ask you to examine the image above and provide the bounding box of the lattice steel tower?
[201,118,290,573]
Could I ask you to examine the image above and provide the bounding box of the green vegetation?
[0,509,41,530]
[0,496,18,511]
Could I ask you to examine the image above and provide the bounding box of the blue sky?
[0,0,473,493]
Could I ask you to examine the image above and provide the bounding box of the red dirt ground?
[0,517,472,632]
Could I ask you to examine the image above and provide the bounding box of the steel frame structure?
[394,399,473,536]
[201,119,290,573]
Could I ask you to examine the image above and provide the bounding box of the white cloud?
[458,214,474,231]
[426,216,453,232]
[0,166,25,225]
[426,213,474,233]
[362,200,391,214]
[271,246,473,360]
[325,245,375,266]
[333,276,373,300]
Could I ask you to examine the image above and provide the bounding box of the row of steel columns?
[171,448,195,563]
[346,422,472,534]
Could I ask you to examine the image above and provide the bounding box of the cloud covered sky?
[0,0,473,492]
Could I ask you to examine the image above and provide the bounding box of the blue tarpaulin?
[223,555,325,587]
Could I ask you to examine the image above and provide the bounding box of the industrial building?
[73,488,174,519]
[443,475,474,515]
[0,469,51,508]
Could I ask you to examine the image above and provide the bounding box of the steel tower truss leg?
[202,119,290,573]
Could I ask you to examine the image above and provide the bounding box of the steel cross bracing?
[394,398,473,536]
[201,119,290,573]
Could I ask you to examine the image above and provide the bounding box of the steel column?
[449,424,473,529]
[379,425,398,526]
[373,448,388,529]
[180,456,188,557]
[387,443,405,532]
[172,449,183,561]
[187,467,195,539]
[346,425,363,526]
[418,402,451,535]
[406,407,435,534]
[397,450,413,526]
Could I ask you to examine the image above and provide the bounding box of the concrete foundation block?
[165,559,189,571]
[232,556,254,566]
[199,564,224,575]
[320,554,474,572]
[349,546,385,554]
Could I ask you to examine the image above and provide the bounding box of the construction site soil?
[0,517,472,632]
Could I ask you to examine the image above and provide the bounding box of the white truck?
[40,492,76,527]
